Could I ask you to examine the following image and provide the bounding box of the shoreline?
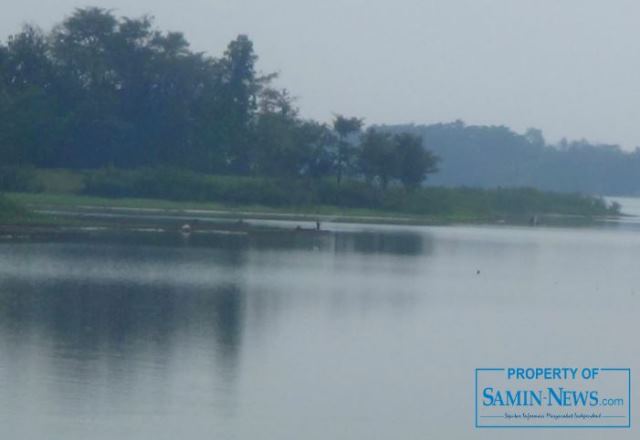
[2,192,479,227]
[0,192,622,235]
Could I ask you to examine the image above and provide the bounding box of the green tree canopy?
[0,8,440,194]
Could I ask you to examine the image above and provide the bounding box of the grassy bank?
[0,194,30,223]
[0,167,621,226]
[5,192,452,225]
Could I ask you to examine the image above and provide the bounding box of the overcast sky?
[2,0,640,148]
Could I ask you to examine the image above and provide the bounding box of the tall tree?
[252,88,300,176]
[1,25,66,166]
[332,115,363,185]
[220,35,261,174]
[50,8,130,167]
[394,133,439,190]
[359,128,397,190]
[252,88,332,179]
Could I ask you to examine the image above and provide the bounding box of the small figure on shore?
[529,215,538,226]
[316,220,321,231]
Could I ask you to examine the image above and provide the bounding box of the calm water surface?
[1,205,639,439]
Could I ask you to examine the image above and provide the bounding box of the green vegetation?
[80,168,617,218]
[0,166,43,192]
[2,8,637,196]
[0,8,436,191]
[1,168,619,226]
[0,8,625,224]
[384,123,640,195]
[34,169,84,194]
[6,192,424,224]
[0,194,29,223]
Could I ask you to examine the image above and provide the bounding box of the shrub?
[84,168,314,206]
[0,167,43,192]
[0,194,28,222]
[81,167,619,217]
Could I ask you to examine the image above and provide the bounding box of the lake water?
[1,204,639,439]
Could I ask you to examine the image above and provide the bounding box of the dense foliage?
[79,167,618,218]
[382,122,640,195]
[0,166,42,192]
[0,8,437,191]
[0,6,632,211]
[0,193,27,222]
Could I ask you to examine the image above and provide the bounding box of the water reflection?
[0,226,428,428]
[3,222,636,440]
[8,226,429,256]
[333,230,427,255]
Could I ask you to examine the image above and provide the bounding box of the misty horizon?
[1,0,639,150]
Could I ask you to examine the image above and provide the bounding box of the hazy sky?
[2,0,640,148]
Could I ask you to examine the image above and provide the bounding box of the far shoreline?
[0,192,622,236]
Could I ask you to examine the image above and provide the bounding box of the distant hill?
[380,121,640,196]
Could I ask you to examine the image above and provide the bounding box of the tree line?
[0,8,438,191]
[383,122,640,195]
